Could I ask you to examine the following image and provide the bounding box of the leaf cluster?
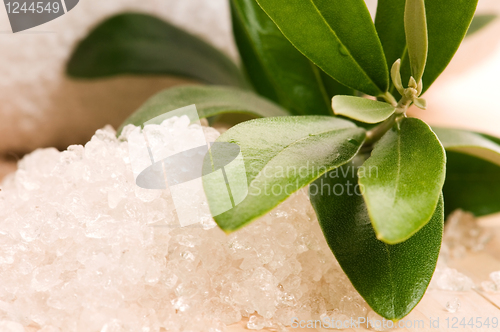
[67,2,499,320]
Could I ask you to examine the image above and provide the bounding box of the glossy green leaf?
[359,118,446,244]
[404,0,428,82]
[320,71,356,98]
[433,127,500,166]
[204,116,366,232]
[443,151,500,217]
[434,129,500,216]
[375,0,407,72]
[331,96,395,124]
[409,0,477,94]
[310,161,443,320]
[117,85,289,134]
[466,14,497,37]
[254,0,389,96]
[231,0,332,115]
[378,0,478,95]
[67,13,248,87]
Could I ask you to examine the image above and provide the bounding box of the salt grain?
[428,210,489,292]
[430,267,475,291]
[480,271,500,293]
[445,298,461,313]
[489,271,500,286]
[481,281,498,293]
[443,210,491,259]
[0,321,25,332]
[247,315,269,330]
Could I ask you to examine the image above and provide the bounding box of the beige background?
[0,0,235,154]
[412,0,500,136]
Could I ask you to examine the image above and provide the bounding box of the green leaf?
[411,0,478,93]
[231,0,333,115]
[204,116,366,232]
[443,151,500,217]
[320,71,356,98]
[466,14,497,37]
[331,96,395,124]
[359,118,446,244]
[117,85,289,134]
[375,0,407,72]
[67,13,247,87]
[254,0,389,96]
[378,0,478,94]
[310,161,443,320]
[404,0,428,82]
[433,127,500,166]
[434,129,500,216]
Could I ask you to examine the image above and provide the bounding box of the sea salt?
[247,315,269,330]
[428,210,491,292]
[481,281,497,293]
[443,210,491,259]
[480,271,500,293]
[445,298,461,313]
[1,116,494,330]
[0,117,369,331]
[489,271,500,286]
[0,321,25,332]
[430,266,475,291]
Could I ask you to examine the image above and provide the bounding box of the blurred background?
[0,0,499,179]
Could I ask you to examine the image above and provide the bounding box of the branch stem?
[364,92,413,147]
[380,92,398,107]
[364,114,398,146]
